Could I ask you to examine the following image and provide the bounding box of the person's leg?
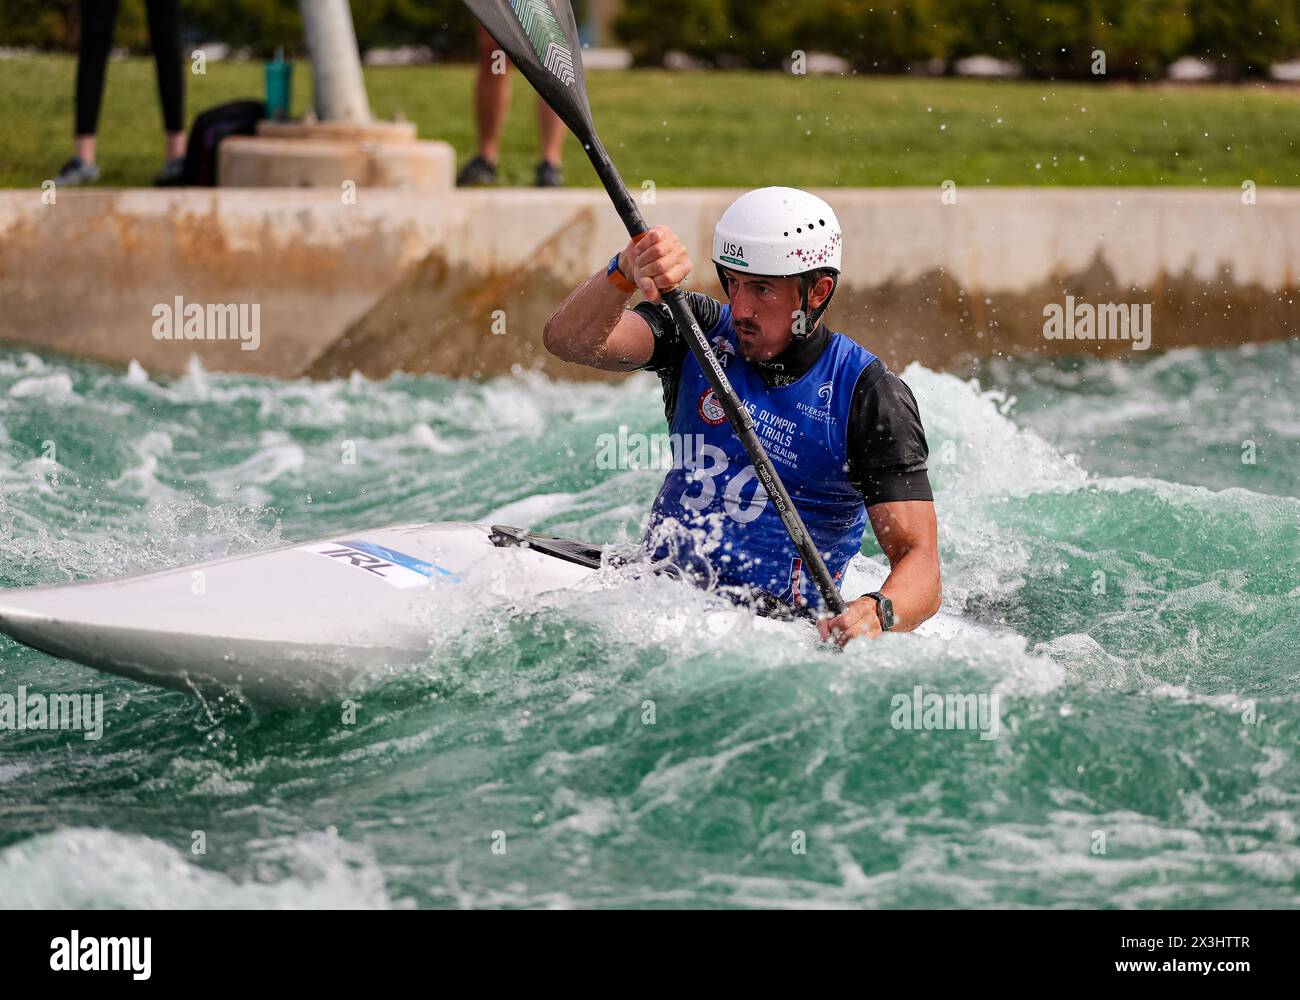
[144,0,186,162]
[537,100,563,166]
[474,25,511,162]
[534,99,565,186]
[457,25,510,185]
[74,133,96,166]
[73,0,122,163]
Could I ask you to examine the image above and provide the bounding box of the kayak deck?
[0,523,812,704]
[0,521,981,705]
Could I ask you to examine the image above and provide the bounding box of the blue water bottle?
[265,46,292,121]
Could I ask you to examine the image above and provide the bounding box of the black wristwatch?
[865,591,895,631]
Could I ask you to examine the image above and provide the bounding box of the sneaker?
[535,160,564,187]
[456,155,498,187]
[154,156,185,186]
[53,157,100,186]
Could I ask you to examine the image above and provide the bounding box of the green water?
[0,342,1297,908]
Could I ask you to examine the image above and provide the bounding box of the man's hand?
[817,594,885,648]
[620,226,692,303]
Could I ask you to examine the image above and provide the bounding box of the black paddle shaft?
[462,0,846,616]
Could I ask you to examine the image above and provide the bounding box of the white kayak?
[0,522,979,706]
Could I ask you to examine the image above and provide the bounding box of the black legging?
[75,0,184,136]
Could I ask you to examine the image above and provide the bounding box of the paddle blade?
[462,0,594,139]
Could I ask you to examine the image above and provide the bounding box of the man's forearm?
[874,547,941,633]
[542,267,633,366]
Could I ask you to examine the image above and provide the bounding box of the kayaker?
[542,187,939,645]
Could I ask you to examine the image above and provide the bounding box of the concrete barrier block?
[256,120,419,144]
[218,136,454,190]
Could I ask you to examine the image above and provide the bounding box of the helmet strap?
[798,272,838,336]
[796,283,812,339]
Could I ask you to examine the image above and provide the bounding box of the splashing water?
[0,341,1297,909]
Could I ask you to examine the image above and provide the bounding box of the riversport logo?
[1042,295,1152,351]
[50,931,151,980]
[0,686,104,741]
[151,295,261,351]
[795,379,836,423]
[890,685,1000,740]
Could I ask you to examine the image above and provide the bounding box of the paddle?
[462,0,847,617]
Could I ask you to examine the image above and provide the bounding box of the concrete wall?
[0,187,1295,381]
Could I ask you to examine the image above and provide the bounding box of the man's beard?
[735,323,763,359]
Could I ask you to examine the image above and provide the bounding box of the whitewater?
[0,339,1296,908]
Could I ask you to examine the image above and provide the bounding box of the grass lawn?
[2,53,1298,188]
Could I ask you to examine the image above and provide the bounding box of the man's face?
[722,270,803,362]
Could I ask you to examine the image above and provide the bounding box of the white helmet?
[711,187,843,334]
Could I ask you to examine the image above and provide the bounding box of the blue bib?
[644,306,877,608]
